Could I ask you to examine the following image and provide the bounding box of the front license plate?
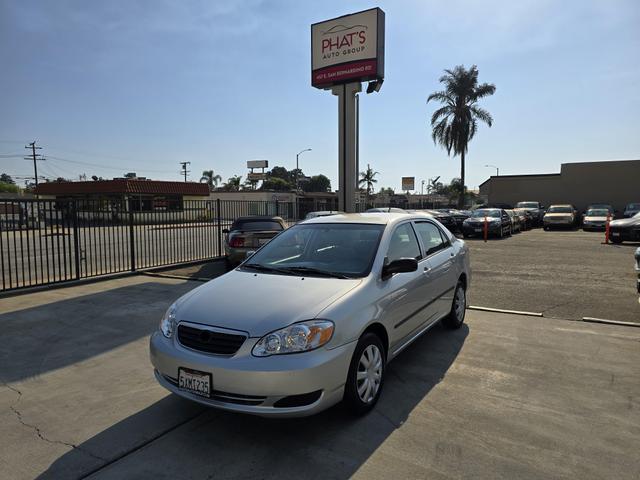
[474,228,482,233]
[178,368,211,398]
[611,232,620,237]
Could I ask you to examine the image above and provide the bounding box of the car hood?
[584,216,607,222]
[174,270,363,337]
[611,216,640,227]
[545,213,573,217]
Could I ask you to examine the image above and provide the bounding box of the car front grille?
[177,324,246,355]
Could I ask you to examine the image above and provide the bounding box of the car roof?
[548,204,574,208]
[233,216,283,221]
[301,212,424,226]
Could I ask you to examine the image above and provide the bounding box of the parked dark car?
[462,208,512,238]
[515,201,545,227]
[609,212,640,244]
[513,208,533,230]
[624,203,640,218]
[422,209,457,232]
[223,216,287,268]
[436,209,469,231]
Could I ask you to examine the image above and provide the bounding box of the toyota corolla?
[150,213,470,417]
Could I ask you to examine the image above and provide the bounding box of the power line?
[46,155,175,174]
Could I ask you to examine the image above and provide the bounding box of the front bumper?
[150,331,356,417]
[462,222,501,236]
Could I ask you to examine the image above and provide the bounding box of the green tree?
[261,177,291,192]
[200,169,222,191]
[222,175,242,191]
[427,65,495,208]
[358,164,379,197]
[0,173,15,184]
[303,174,331,192]
[378,187,395,195]
[0,181,20,193]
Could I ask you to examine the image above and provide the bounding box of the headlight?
[160,303,177,338]
[252,320,334,357]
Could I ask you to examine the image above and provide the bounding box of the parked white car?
[150,213,471,417]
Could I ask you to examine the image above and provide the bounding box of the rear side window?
[386,223,421,262]
[413,221,447,256]
[231,220,283,232]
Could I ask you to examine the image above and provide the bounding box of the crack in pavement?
[2,382,107,463]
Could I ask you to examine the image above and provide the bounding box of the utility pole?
[180,161,191,182]
[24,141,44,187]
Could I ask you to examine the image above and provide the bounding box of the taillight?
[229,235,245,247]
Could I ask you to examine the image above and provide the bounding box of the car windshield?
[232,220,283,231]
[470,209,501,218]
[586,209,608,216]
[242,223,385,278]
[516,202,539,208]
[547,206,572,213]
[627,203,640,209]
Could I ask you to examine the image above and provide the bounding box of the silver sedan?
[150,213,471,417]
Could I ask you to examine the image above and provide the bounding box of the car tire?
[442,281,466,330]
[344,332,386,416]
[610,236,623,244]
[543,226,549,231]
[499,225,504,238]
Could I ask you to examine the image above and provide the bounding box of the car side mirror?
[382,258,418,280]
[222,228,230,234]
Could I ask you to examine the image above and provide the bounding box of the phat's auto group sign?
[311,8,385,88]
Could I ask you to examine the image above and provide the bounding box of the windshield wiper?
[242,263,291,275]
[278,266,350,279]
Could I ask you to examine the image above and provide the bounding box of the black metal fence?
[0,199,298,292]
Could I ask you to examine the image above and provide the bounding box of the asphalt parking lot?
[1,275,639,479]
[465,228,639,323]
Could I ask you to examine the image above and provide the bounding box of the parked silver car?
[150,213,471,417]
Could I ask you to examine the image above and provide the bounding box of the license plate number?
[475,228,482,233]
[178,368,211,397]
[611,232,620,237]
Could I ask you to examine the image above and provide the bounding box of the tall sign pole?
[311,8,385,213]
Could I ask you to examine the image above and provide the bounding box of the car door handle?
[423,266,431,274]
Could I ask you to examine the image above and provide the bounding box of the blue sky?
[1,0,639,192]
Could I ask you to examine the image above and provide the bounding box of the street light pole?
[485,164,499,176]
[296,148,312,193]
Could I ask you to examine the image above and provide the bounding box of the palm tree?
[359,164,379,197]
[223,175,242,191]
[200,170,222,191]
[427,65,495,208]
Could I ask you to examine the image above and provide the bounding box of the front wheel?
[343,333,386,415]
[610,236,623,244]
[442,281,466,329]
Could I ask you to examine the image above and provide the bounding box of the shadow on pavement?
[0,281,196,384]
[40,323,468,479]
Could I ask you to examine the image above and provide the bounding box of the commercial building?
[479,159,640,212]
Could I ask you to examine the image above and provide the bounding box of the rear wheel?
[344,333,385,415]
[443,281,466,329]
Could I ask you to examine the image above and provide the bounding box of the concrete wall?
[480,160,640,212]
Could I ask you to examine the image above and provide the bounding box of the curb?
[582,317,640,328]
[140,272,211,282]
[468,305,544,317]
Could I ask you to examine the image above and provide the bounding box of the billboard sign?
[247,172,267,181]
[247,160,268,169]
[311,8,385,88]
[401,177,415,191]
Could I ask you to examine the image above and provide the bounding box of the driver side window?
[386,223,421,263]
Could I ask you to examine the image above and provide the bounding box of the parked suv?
[543,205,577,230]
[223,216,286,268]
[515,201,545,227]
